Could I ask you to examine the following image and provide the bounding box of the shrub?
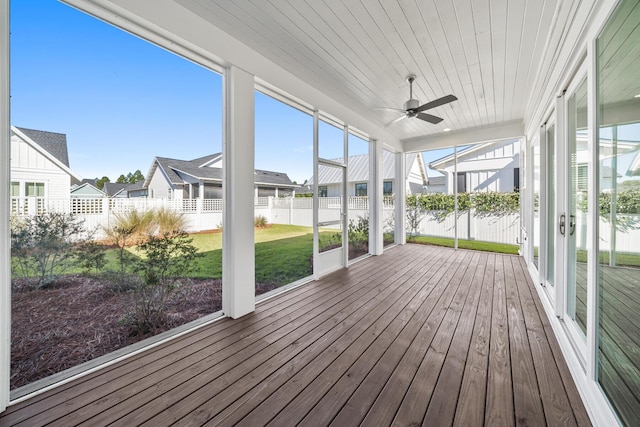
[105,208,188,273]
[125,231,200,335]
[154,207,186,236]
[10,212,86,288]
[105,209,154,247]
[75,240,107,275]
[255,215,268,228]
[348,215,369,247]
[406,195,425,237]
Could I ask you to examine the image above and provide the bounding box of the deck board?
[0,244,591,427]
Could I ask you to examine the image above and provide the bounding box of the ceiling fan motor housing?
[403,98,420,111]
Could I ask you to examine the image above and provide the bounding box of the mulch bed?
[10,276,279,390]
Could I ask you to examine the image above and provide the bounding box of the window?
[167,187,173,200]
[577,164,587,192]
[318,186,328,197]
[514,168,520,192]
[10,182,19,197]
[383,181,393,195]
[456,172,466,193]
[355,183,367,196]
[25,182,44,197]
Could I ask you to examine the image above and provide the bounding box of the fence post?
[102,198,110,231]
[289,197,293,225]
[27,197,37,216]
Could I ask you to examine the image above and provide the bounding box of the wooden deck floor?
[0,244,591,426]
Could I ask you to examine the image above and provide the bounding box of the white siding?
[10,134,72,199]
[147,167,182,199]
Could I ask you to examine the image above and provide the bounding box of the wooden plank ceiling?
[176,0,558,141]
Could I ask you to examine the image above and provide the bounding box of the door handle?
[569,214,576,236]
[559,214,566,236]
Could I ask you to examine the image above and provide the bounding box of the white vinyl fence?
[11,196,527,247]
[415,210,520,245]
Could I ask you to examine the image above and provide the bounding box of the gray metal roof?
[16,127,70,167]
[308,151,415,185]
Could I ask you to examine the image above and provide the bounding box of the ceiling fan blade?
[416,112,444,124]
[414,94,458,113]
[383,115,407,128]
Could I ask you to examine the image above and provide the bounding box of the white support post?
[222,66,255,319]
[0,0,9,412]
[395,152,406,245]
[369,139,384,255]
[454,146,458,250]
[342,125,349,267]
[312,111,319,279]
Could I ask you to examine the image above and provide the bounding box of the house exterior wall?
[436,139,520,194]
[406,156,425,194]
[70,186,104,198]
[147,166,183,199]
[10,134,72,199]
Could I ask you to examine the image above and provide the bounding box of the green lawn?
[191,225,317,285]
[407,235,520,255]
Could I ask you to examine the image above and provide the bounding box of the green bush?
[10,212,87,288]
[76,240,107,275]
[407,191,519,219]
[125,231,201,335]
[348,215,369,247]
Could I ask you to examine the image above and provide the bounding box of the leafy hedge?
[407,192,520,217]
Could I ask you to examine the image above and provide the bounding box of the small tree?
[406,195,424,239]
[11,212,86,288]
[75,240,107,275]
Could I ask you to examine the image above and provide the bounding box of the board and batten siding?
[10,133,72,199]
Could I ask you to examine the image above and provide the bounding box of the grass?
[191,225,317,285]
[407,235,519,255]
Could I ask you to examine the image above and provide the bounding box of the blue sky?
[9,1,457,185]
[10,1,369,184]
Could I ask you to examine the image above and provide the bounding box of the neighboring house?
[305,151,427,197]
[103,182,137,198]
[423,176,445,193]
[427,138,521,194]
[142,153,297,199]
[10,126,82,201]
[70,180,140,198]
[70,180,104,198]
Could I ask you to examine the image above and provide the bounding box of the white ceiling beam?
[402,120,524,153]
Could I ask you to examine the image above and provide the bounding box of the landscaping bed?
[10,275,235,390]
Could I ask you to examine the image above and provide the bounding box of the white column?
[0,0,9,412]
[222,66,255,319]
[395,152,406,244]
[369,139,384,255]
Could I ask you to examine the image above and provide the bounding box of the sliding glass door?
[565,74,589,342]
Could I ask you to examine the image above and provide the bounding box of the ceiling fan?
[378,75,457,128]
